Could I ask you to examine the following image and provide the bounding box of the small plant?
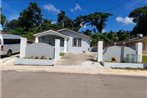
[60,53,65,56]
[40,56,45,59]
[83,51,86,53]
[30,56,34,59]
[35,56,39,59]
[49,58,52,60]
[105,60,110,62]
[111,57,117,62]
[121,60,126,63]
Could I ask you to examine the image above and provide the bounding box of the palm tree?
[57,10,66,27]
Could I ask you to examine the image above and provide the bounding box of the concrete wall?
[25,43,54,59]
[104,62,147,68]
[103,46,136,62]
[60,31,90,53]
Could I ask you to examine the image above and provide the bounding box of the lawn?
[142,55,147,63]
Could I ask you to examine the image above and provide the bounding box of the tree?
[129,6,147,36]
[73,12,112,33]
[0,8,7,27]
[18,2,43,31]
[40,19,60,31]
[57,10,72,28]
[90,12,112,33]
[4,19,19,31]
[1,14,7,27]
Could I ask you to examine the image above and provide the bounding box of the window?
[73,38,82,47]
[143,43,146,50]
[4,39,20,44]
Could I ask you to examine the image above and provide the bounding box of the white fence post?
[64,38,67,53]
[55,39,60,60]
[35,37,39,43]
[20,38,27,58]
[97,41,103,62]
[136,42,143,63]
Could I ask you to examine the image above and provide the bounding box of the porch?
[34,30,69,53]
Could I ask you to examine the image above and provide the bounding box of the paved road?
[1,71,147,98]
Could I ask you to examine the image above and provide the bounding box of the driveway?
[0,54,19,65]
[55,52,97,65]
[1,71,147,98]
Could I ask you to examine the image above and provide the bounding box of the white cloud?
[51,21,57,24]
[43,4,60,14]
[116,16,135,25]
[102,29,106,33]
[70,3,82,12]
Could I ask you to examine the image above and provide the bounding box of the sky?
[1,0,147,32]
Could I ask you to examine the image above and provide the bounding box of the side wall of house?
[127,39,147,55]
[60,30,90,53]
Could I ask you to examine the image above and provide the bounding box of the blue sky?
[1,0,147,32]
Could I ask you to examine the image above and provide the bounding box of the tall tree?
[0,8,7,27]
[129,6,147,36]
[73,12,112,33]
[57,10,72,28]
[90,12,112,33]
[18,2,43,31]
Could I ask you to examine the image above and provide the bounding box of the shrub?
[49,58,52,60]
[40,56,45,59]
[142,56,147,63]
[34,56,39,59]
[60,53,65,56]
[111,57,117,62]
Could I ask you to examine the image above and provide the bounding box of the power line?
[104,0,132,12]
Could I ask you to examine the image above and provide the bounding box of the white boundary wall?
[136,42,143,62]
[54,39,60,60]
[104,62,147,68]
[97,41,143,63]
[97,41,103,62]
[20,38,27,58]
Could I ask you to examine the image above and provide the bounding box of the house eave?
[57,28,91,40]
[33,30,69,39]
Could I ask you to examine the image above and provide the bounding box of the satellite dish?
[137,34,143,38]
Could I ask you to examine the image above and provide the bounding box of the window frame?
[72,38,82,47]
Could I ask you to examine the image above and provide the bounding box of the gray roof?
[57,28,91,40]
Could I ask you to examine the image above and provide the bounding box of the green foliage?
[73,12,112,32]
[89,30,134,47]
[129,6,147,36]
[1,14,7,27]
[57,10,72,28]
[142,55,147,63]
[18,2,43,31]
[60,53,65,56]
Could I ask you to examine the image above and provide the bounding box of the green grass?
[60,53,65,56]
[142,55,147,63]
[111,67,147,70]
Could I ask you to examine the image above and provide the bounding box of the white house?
[33,28,91,53]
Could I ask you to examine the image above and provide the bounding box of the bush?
[142,56,147,63]
[111,57,117,62]
[60,53,65,56]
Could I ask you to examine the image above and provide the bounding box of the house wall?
[38,35,65,52]
[60,31,90,53]
[126,39,147,55]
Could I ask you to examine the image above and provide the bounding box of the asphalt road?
[1,71,147,98]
